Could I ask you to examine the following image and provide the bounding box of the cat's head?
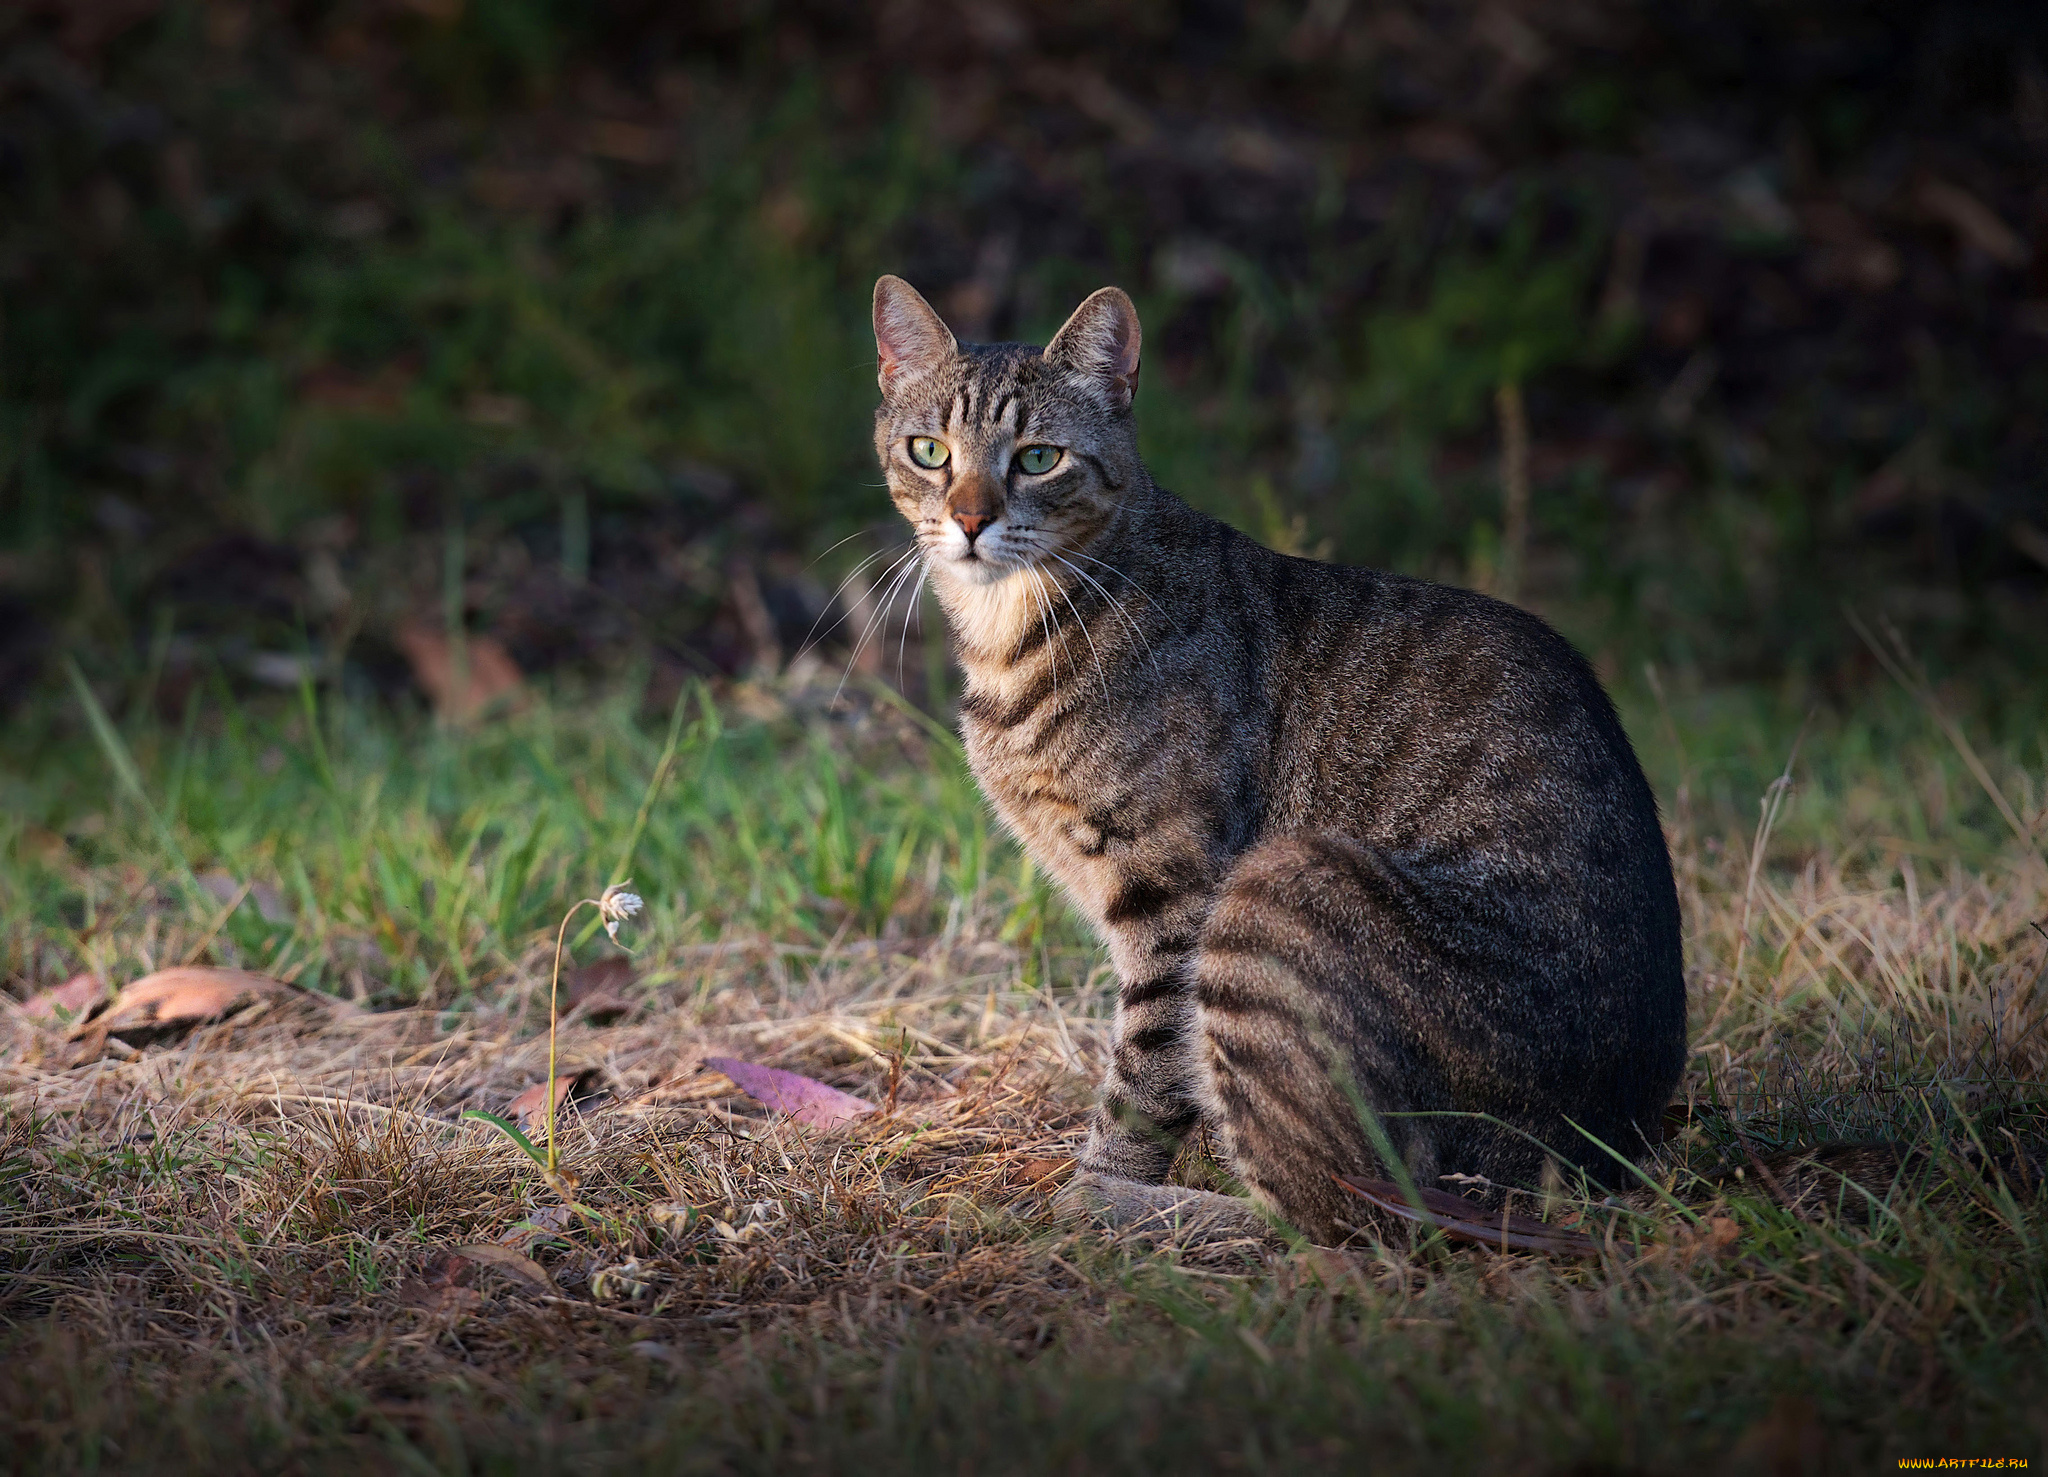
[871,276,1143,588]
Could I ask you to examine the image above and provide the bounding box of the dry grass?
[2,687,2045,1473]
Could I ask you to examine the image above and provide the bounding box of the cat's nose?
[947,473,1002,545]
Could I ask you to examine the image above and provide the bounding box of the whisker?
[803,527,886,573]
[1031,564,1080,688]
[1066,547,1186,637]
[794,540,915,663]
[896,565,929,692]
[1046,550,1161,675]
[1026,566,1060,708]
[1045,562,1113,706]
[832,549,925,707]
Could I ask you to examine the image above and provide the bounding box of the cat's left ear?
[1045,287,1141,411]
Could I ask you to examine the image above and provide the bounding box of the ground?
[2,669,2044,1473]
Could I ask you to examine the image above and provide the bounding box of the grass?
[2,666,2044,1473]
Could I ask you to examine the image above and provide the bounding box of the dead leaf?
[1011,1155,1076,1187]
[397,1253,482,1313]
[18,826,69,865]
[400,1281,483,1314]
[507,1072,589,1132]
[394,621,526,723]
[1659,1212,1744,1265]
[1335,1177,1603,1258]
[449,1243,553,1291]
[580,117,673,165]
[19,972,106,1025]
[1403,121,1489,170]
[702,1056,874,1128]
[563,955,636,1022]
[1916,176,2029,267]
[69,967,285,1059]
[645,1055,740,1104]
[497,1204,575,1247]
[297,359,415,414]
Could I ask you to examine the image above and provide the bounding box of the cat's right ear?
[873,276,958,393]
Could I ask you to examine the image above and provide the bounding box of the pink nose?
[954,510,991,538]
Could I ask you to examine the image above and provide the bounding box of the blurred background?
[4,0,2046,730]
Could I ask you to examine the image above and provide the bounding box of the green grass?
[5,654,2038,1008]
[0,676,1071,1006]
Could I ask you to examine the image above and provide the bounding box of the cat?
[870,275,1687,1244]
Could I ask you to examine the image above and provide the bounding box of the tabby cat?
[871,275,1686,1244]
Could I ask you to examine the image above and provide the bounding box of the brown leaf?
[297,360,415,414]
[69,967,285,1054]
[563,955,636,1021]
[580,118,673,166]
[449,1243,553,1291]
[646,1057,742,1104]
[1335,1176,1603,1258]
[1011,1155,1076,1187]
[394,621,526,723]
[1916,176,2029,267]
[397,1253,482,1313]
[19,972,106,1025]
[399,1281,484,1314]
[506,1072,589,1132]
[497,1205,574,1247]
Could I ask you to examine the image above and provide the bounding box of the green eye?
[1016,445,1062,475]
[909,436,949,469]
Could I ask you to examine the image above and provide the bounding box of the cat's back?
[1189,518,1666,896]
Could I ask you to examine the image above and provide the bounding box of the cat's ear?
[1044,287,1142,411]
[873,276,958,392]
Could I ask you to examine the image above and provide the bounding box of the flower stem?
[546,898,598,1176]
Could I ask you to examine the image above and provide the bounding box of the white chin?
[944,551,1017,586]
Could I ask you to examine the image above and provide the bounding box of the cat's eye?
[1016,445,1062,475]
[909,436,950,469]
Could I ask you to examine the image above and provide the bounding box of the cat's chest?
[964,720,1112,848]
[960,715,1129,894]
[959,696,1230,939]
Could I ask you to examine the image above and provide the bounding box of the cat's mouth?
[931,524,1034,585]
[945,545,1020,586]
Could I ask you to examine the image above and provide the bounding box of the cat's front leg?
[1080,933,1206,1183]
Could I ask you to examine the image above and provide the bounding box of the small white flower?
[598,881,643,943]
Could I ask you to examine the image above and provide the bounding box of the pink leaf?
[703,1056,874,1128]
[19,972,106,1025]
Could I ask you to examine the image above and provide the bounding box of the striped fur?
[872,277,1686,1243]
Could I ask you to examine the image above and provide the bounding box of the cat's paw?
[1053,1170,1278,1250]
